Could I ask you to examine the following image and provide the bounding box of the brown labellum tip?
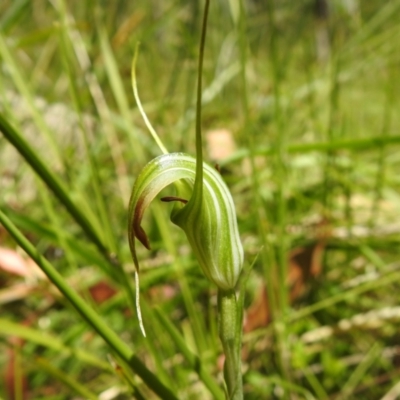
[160,196,188,204]
[135,225,151,250]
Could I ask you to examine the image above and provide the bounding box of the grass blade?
[0,113,108,257]
[154,306,224,400]
[0,208,178,400]
[0,319,112,372]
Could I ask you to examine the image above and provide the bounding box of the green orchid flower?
[128,29,244,338]
[128,152,244,292]
[129,3,244,396]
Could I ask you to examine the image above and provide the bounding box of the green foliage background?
[1,0,400,398]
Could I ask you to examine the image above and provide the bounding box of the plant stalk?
[193,0,209,194]
[218,289,243,400]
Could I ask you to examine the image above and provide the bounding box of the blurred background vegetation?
[1,0,400,399]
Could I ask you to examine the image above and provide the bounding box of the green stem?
[0,113,108,258]
[218,289,243,400]
[0,209,178,400]
[193,0,210,194]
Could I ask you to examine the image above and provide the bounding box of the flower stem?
[218,289,243,400]
[194,0,210,194]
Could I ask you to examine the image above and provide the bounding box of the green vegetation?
[1,0,400,399]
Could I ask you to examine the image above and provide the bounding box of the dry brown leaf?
[0,246,45,280]
[206,129,237,161]
[244,221,329,333]
[5,347,29,400]
[0,283,37,305]
[0,247,31,277]
[88,281,117,305]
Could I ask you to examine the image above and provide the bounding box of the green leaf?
[0,319,112,372]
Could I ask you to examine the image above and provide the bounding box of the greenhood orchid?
[128,1,245,396]
[128,152,244,292]
[128,15,244,338]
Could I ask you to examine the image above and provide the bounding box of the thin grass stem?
[0,209,178,400]
[131,44,168,155]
